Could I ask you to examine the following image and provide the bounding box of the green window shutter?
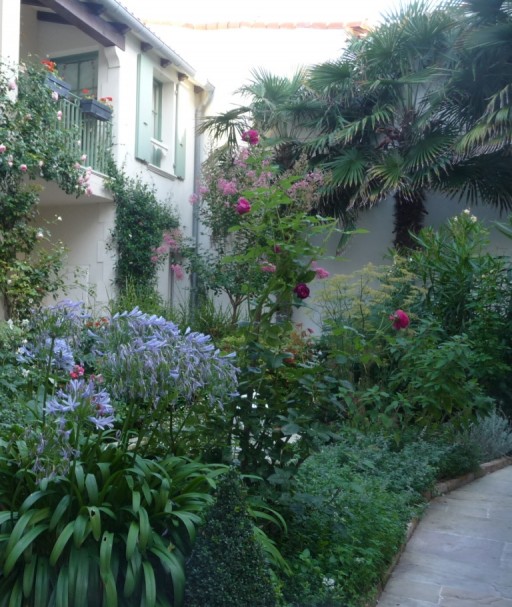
[174,84,186,179]
[175,128,186,179]
[135,53,153,163]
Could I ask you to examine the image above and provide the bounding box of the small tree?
[184,469,277,607]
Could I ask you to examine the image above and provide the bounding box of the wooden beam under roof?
[37,11,68,24]
[36,0,126,49]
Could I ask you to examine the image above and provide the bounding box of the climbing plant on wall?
[106,164,181,295]
[0,60,86,319]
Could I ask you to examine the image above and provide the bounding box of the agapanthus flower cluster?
[16,301,91,377]
[90,308,238,411]
[46,377,114,431]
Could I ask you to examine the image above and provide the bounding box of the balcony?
[58,92,113,175]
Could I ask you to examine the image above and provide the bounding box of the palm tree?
[200,0,512,248]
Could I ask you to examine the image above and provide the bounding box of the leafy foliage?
[184,468,277,607]
[107,163,180,295]
[0,61,87,318]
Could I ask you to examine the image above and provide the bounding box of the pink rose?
[241,129,259,145]
[0,144,6,154]
[389,309,410,330]
[260,262,276,273]
[70,364,85,379]
[51,91,59,101]
[293,283,310,300]
[235,197,251,215]
[20,164,27,172]
[171,263,185,280]
[57,110,62,121]
[312,261,330,279]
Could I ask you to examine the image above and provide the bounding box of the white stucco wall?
[14,5,205,312]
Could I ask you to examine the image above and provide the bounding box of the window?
[52,52,98,98]
[136,53,186,178]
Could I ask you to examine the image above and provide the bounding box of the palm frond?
[198,107,251,148]
[324,149,368,189]
[442,152,512,210]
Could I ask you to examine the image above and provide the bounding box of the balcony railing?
[59,92,113,175]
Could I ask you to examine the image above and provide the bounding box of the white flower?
[36,230,44,239]
[7,319,14,330]
[56,215,62,221]
[21,368,30,378]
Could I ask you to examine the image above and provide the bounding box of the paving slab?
[377,465,512,607]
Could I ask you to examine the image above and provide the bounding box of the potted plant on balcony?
[80,90,113,122]
[41,59,71,98]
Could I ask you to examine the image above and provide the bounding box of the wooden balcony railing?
[59,92,113,175]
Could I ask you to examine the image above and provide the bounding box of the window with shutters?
[136,54,186,179]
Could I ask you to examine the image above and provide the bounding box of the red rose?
[293,283,310,299]
[241,129,259,145]
[389,309,410,330]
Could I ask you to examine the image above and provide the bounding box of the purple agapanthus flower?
[45,378,114,430]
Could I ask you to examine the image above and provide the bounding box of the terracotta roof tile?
[144,19,355,31]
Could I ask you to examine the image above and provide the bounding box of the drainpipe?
[190,83,215,316]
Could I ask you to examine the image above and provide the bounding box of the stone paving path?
[377,465,512,607]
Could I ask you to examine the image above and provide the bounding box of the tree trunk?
[393,189,428,249]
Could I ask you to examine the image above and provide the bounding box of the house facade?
[0,0,212,315]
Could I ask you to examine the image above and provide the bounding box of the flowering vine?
[0,60,88,319]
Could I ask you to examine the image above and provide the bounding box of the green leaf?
[132,491,141,514]
[70,548,90,607]
[138,507,150,552]
[19,491,51,514]
[74,464,85,491]
[88,506,101,541]
[34,557,50,606]
[49,495,71,531]
[73,514,90,548]
[124,552,142,598]
[22,555,37,598]
[126,521,139,561]
[3,524,48,575]
[7,577,22,607]
[149,546,185,606]
[49,521,74,566]
[55,565,69,607]
[6,510,47,557]
[102,572,118,607]
[100,531,114,577]
[142,560,156,607]
[85,474,99,505]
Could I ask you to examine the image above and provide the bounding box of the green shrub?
[468,409,512,462]
[184,468,277,607]
[0,441,219,607]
